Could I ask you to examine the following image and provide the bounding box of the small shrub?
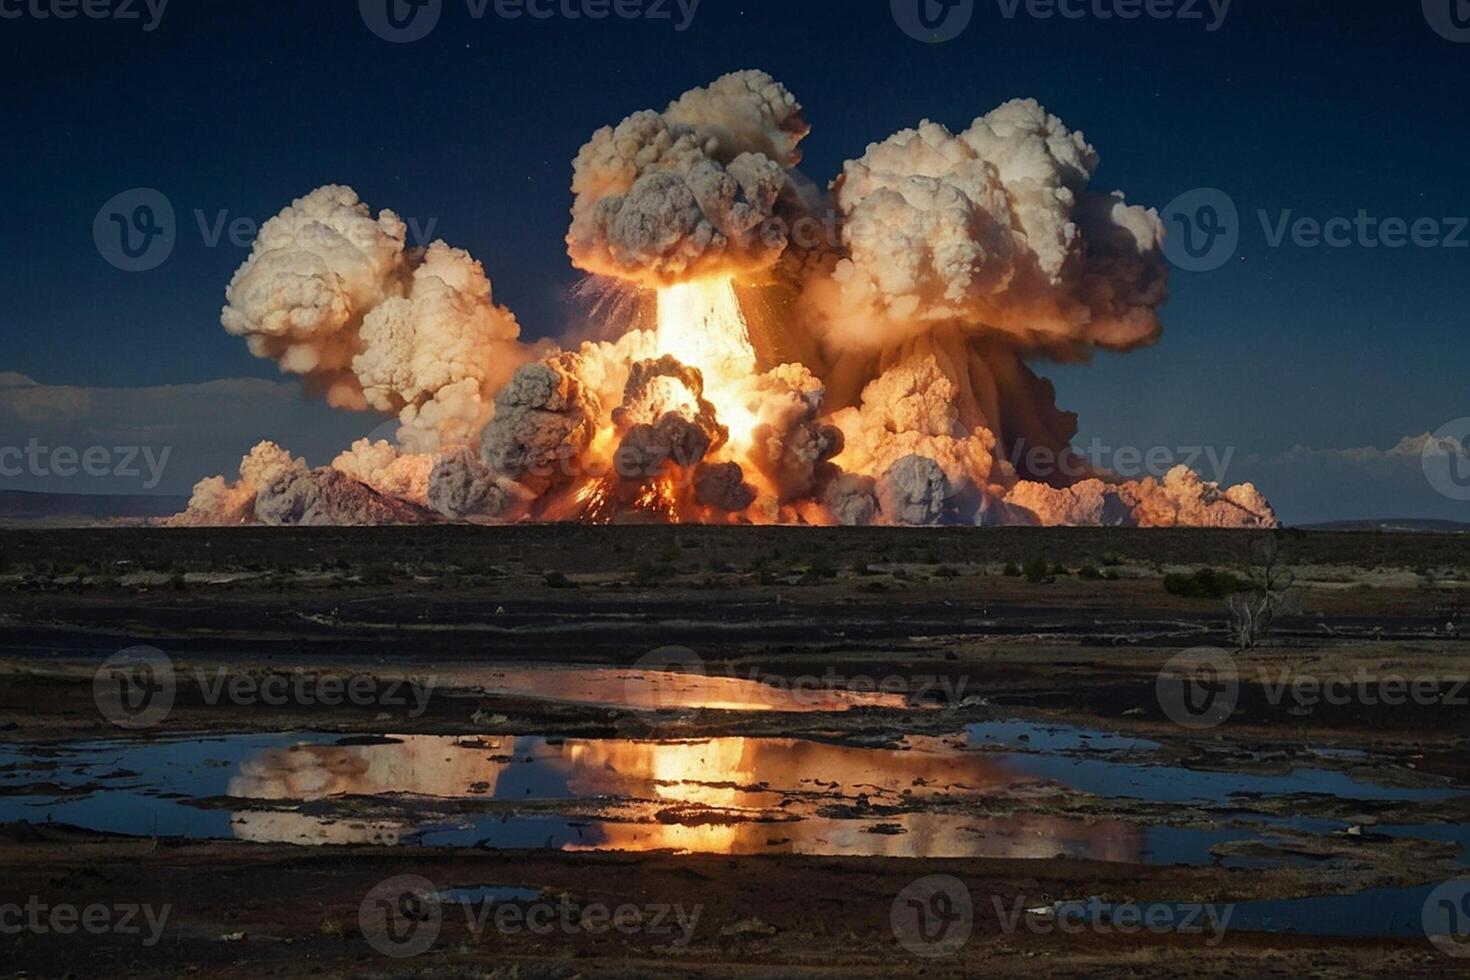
[543,571,577,589]
[1002,562,1022,578]
[1163,568,1249,599]
[1023,558,1051,584]
[808,558,839,579]
[1078,564,1103,581]
[361,564,394,586]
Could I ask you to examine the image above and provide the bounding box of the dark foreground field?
[0,525,1467,977]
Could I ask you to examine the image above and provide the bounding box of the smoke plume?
[171,441,436,527]
[175,73,1275,531]
[567,70,811,287]
[222,186,527,451]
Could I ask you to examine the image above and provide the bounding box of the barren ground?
[0,525,1467,977]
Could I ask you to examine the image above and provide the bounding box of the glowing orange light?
[654,277,760,453]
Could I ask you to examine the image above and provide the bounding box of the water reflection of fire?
[576,813,1144,861]
[473,666,914,713]
[225,735,1142,862]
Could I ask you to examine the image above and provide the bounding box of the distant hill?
[1298,518,1470,534]
[0,490,188,525]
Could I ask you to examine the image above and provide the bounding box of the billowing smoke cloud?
[693,461,758,514]
[739,363,844,505]
[822,472,879,527]
[331,439,435,505]
[618,413,713,481]
[171,441,435,527]
[567,70,811,287]
[776,96,1270,527]
[174,73,1274,531]
[612,355,726,477]
[479,359,601,494]
[1001,467,1277,528]
[427,447,533,521]
[801,101,1167,357]
[172,441,302,527]
[878,454,952,527]
[223,186,527,451]
[179,184,535,526]
[829,355,1001,502]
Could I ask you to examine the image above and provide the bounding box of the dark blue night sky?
[2,1,1467,518]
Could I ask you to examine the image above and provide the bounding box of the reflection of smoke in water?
[223,734,1143,860]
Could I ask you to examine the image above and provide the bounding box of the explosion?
[655,278,759,438]
[173,70,1275,529]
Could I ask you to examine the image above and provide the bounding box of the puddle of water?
[993,753,1459,806]
[1142,826,1261,867]
[1132,822,1342,869]
[1226,885,1437,938]
[0,735,295,841]
[479,666,913,713]
[4,734,1077,856]
[964,721,1456,805]
[967,720,1160,755]
[1254,814,1349,834]
[396,811,1152,860]
[1,733,1459,865]
[219,734,1027,807]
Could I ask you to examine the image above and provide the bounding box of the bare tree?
[1226,532,1298,650]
